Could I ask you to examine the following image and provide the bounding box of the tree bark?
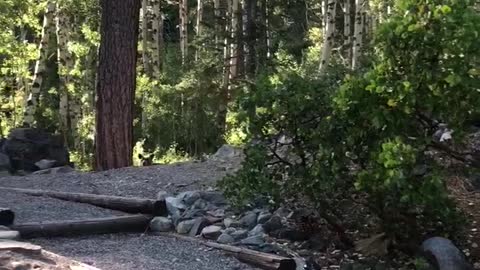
[351,0,364,70]
[12,215,152,238]
[95,0,141,170]
[141,0,153,77]
[318,0,337,73]
[151,0,163,75]
[179,0,188,65]
[343,0,352,68]
[23,2,56,127]
[244,0,257,78]
[195,0,204,61]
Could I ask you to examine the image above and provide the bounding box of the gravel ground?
[0,156,254,270]
[32,234,256,270]
[0,158,241,198]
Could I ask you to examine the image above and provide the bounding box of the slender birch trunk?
[351,0,365,70]
[179,0,188,65]
[244,0,256,78]
[55,2,70,142]
[321,0,328,36]
[318,0,337,73]
[229,0,240,81]
[195,0,204,61]
[343,0,352,68]
[151,0,163,75]
[141,0,152,77]
[214,0,221,51]
[218,0,233,138]
[23,2,56,127]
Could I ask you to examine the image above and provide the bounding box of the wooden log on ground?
[0,187,166,216]
[11,214,152,238]
[0,208,14,226]
[42,250,103,270]
[155,232,296,270]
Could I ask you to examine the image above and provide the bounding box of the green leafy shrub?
[221,0,479,243]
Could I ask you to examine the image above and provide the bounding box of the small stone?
[263,215,283,233]
[179,191,202,206]
[0,230,20,240]
[231,229,249,240]
[201,225,223,240]
[248,224,265,237]
[239,212,258,229]
[150,217,173,232]
[274,207,291,218]
[34,159,57,170]
[200,191,227,206]
[257,212,272,224]
[224,218,241,228]
[176,219,196,234]
[189,217,210,237]
[240,235,265,246]
[192,199,209,209]
[217,233,235,244]
[223,227,236,234]
[156,191,169,200]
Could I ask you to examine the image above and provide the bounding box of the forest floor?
[1,150,480,269]
[0,156,257,270]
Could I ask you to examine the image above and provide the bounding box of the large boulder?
[2,128,70,172]
[420,237,473,270]
[0,152,12,175]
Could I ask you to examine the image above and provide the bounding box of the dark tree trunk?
[95,0,141,170]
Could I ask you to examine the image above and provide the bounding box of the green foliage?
[221,0,479,242]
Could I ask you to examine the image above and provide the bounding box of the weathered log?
[0,208,14,226]
[12,214,152,238]
[42,250,103,270]
[155,233,296,270]
[0,187,166,215]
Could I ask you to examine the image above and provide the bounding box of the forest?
[1,0,480,268]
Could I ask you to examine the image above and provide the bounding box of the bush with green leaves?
[221,0,479,243]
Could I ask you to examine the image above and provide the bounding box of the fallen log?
[0,187,166,216]
[0,208,14,226]
[155,232,296,270]
[11,214,152,238]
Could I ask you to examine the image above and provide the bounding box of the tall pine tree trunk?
[229,0,240,81]
[318,0,337,73]
[351,0,364,70]
[179,0,188,65]
[23,2,56,127]
[257,0,268,70]
[95,0,141,170]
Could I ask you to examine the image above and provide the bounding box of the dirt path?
[0,157,256,270]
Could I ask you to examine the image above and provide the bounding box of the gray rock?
[207,208,225,218]
[0,153,11,173]
[176,219,196,234]
[212,145,242,160]
[217,233,235,244]
[0,230,20,240]
[231,229,249,240]
[156,191,169,201]
[257,212,272,224]
[200,191,227,206]
[180,208,207,220]
[166,197,186,223]
[224,218,241,228]
[240,235,265,246]
[192,198,209,209]
[34,159,57,170]
[179,191,202,206]
[0,225,10,231]
[240,212,258,229]
[248,224,265,237]
[223,227,236,235]
[420,237,473,270]
[201,225,222,240]
[263,215,283,233]
[189,217,210,237]
[274,207,291,218]
[150,217,173,232]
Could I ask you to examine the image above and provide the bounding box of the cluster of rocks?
[0,128,73,177]
[148,189,321,254]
